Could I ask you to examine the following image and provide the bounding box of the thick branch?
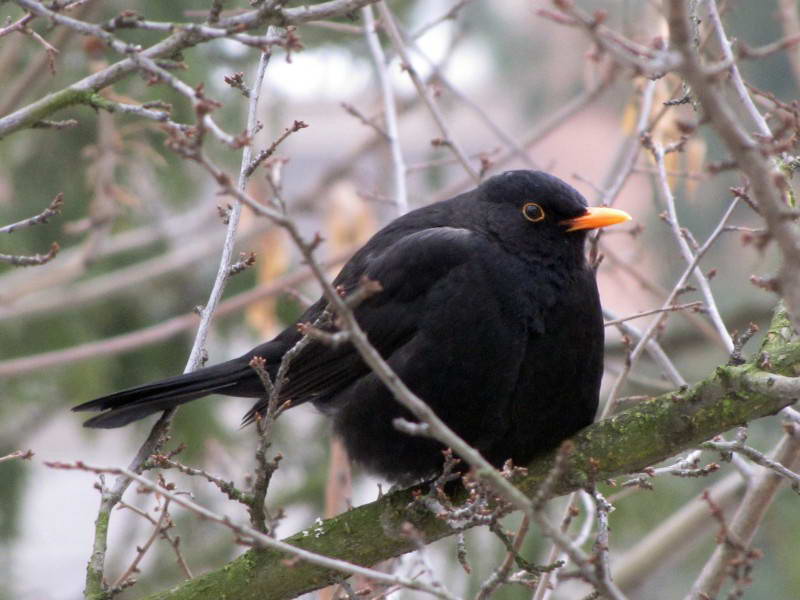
[142,308,800,600]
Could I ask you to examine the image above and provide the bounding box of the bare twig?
[0,8,77,114]
[475,516,531,599]
[116,499,193,580]
[602,196,739,416]
[702,431,800,489]
[0,242,60,267]
[531,492,595,600]
[686,425,800,600]
[0,193,63,234]
[539,2,680,77]
[0,247,354,377]
[704,0,771,137]
[149,455,249,505]
[247,357,287,534]
[397,22,537,171]
[528,443,628,599]
[431,63,618,203]
[590,489,618,598]
[0,0,380,139]
[776,0,800,87]
[46,461,460,600]
[362,4,408,214]
[15,0,141,55]
[603,302,704,327]
[645,137,734,353]
[0,12,35,39]
[602,307,687,388]
[74,30,281,596]
[184,43,273,376]
[613,471,745,592]
[411,0,476,40]
[0,449,34,463]
[227,251,257,277]
[244,119,309,178]
[111,497,173,590]
[668,0,800,333]
[376,1,480,182]
[620,451,720,491]
[340,101,388,138]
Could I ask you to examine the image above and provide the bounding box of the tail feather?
[73,360,254,428]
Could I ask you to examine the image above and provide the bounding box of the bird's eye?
[522,202,545,223]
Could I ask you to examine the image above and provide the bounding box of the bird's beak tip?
[562,206,632,232]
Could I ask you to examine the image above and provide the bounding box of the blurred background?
[0,1,797,598]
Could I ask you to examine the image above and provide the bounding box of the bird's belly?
[324,306,527,483]
[501,304,603,466]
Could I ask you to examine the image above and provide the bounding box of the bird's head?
[478,170,631,261]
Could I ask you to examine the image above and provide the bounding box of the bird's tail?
[73,358,257,429]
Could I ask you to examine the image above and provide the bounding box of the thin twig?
[0,192,63,234]
[603,302,704,327]
[244,119,309,178]
[590,489,618,598]
[362,4,408,214]
[150,455,248,505]
[411,0,476,40]
[539,2,679,77]
[376,1,480,182]
[184,42,273,377]
[0,248,354,378]
[646,137,734,353]
[704,0,771,137]
[116,499,193,579]
[0,242,59,267]
[602,196,739,416]
[75,28,279,596]
[668,0,800,333]
[112,497,173,590]
[0,0,380,139]
[475,515,531,599]
[776,0,800,88]
[686,425,800,599]
[47,461,460,600]
[398,24,537,171]
[0,12,35,39]
[340,101,388,138]
[431,63,618,203]
[702,435,800,488]
[0,449,34,463]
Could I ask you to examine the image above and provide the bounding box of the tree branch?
[0,0,379,139]
[667,0,800,332]
[139,306,800,600]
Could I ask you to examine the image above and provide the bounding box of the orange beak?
[562,206,632,232]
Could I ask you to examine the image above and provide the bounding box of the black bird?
[74,170,630,483]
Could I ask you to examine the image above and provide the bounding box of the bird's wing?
[244,227,480,419]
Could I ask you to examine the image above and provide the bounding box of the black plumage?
[73,170,631,483]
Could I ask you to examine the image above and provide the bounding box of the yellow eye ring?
[522,202,545,223]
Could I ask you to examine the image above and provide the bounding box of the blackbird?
[74,170,630,483]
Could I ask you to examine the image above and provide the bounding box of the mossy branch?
[142,307,800,600]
